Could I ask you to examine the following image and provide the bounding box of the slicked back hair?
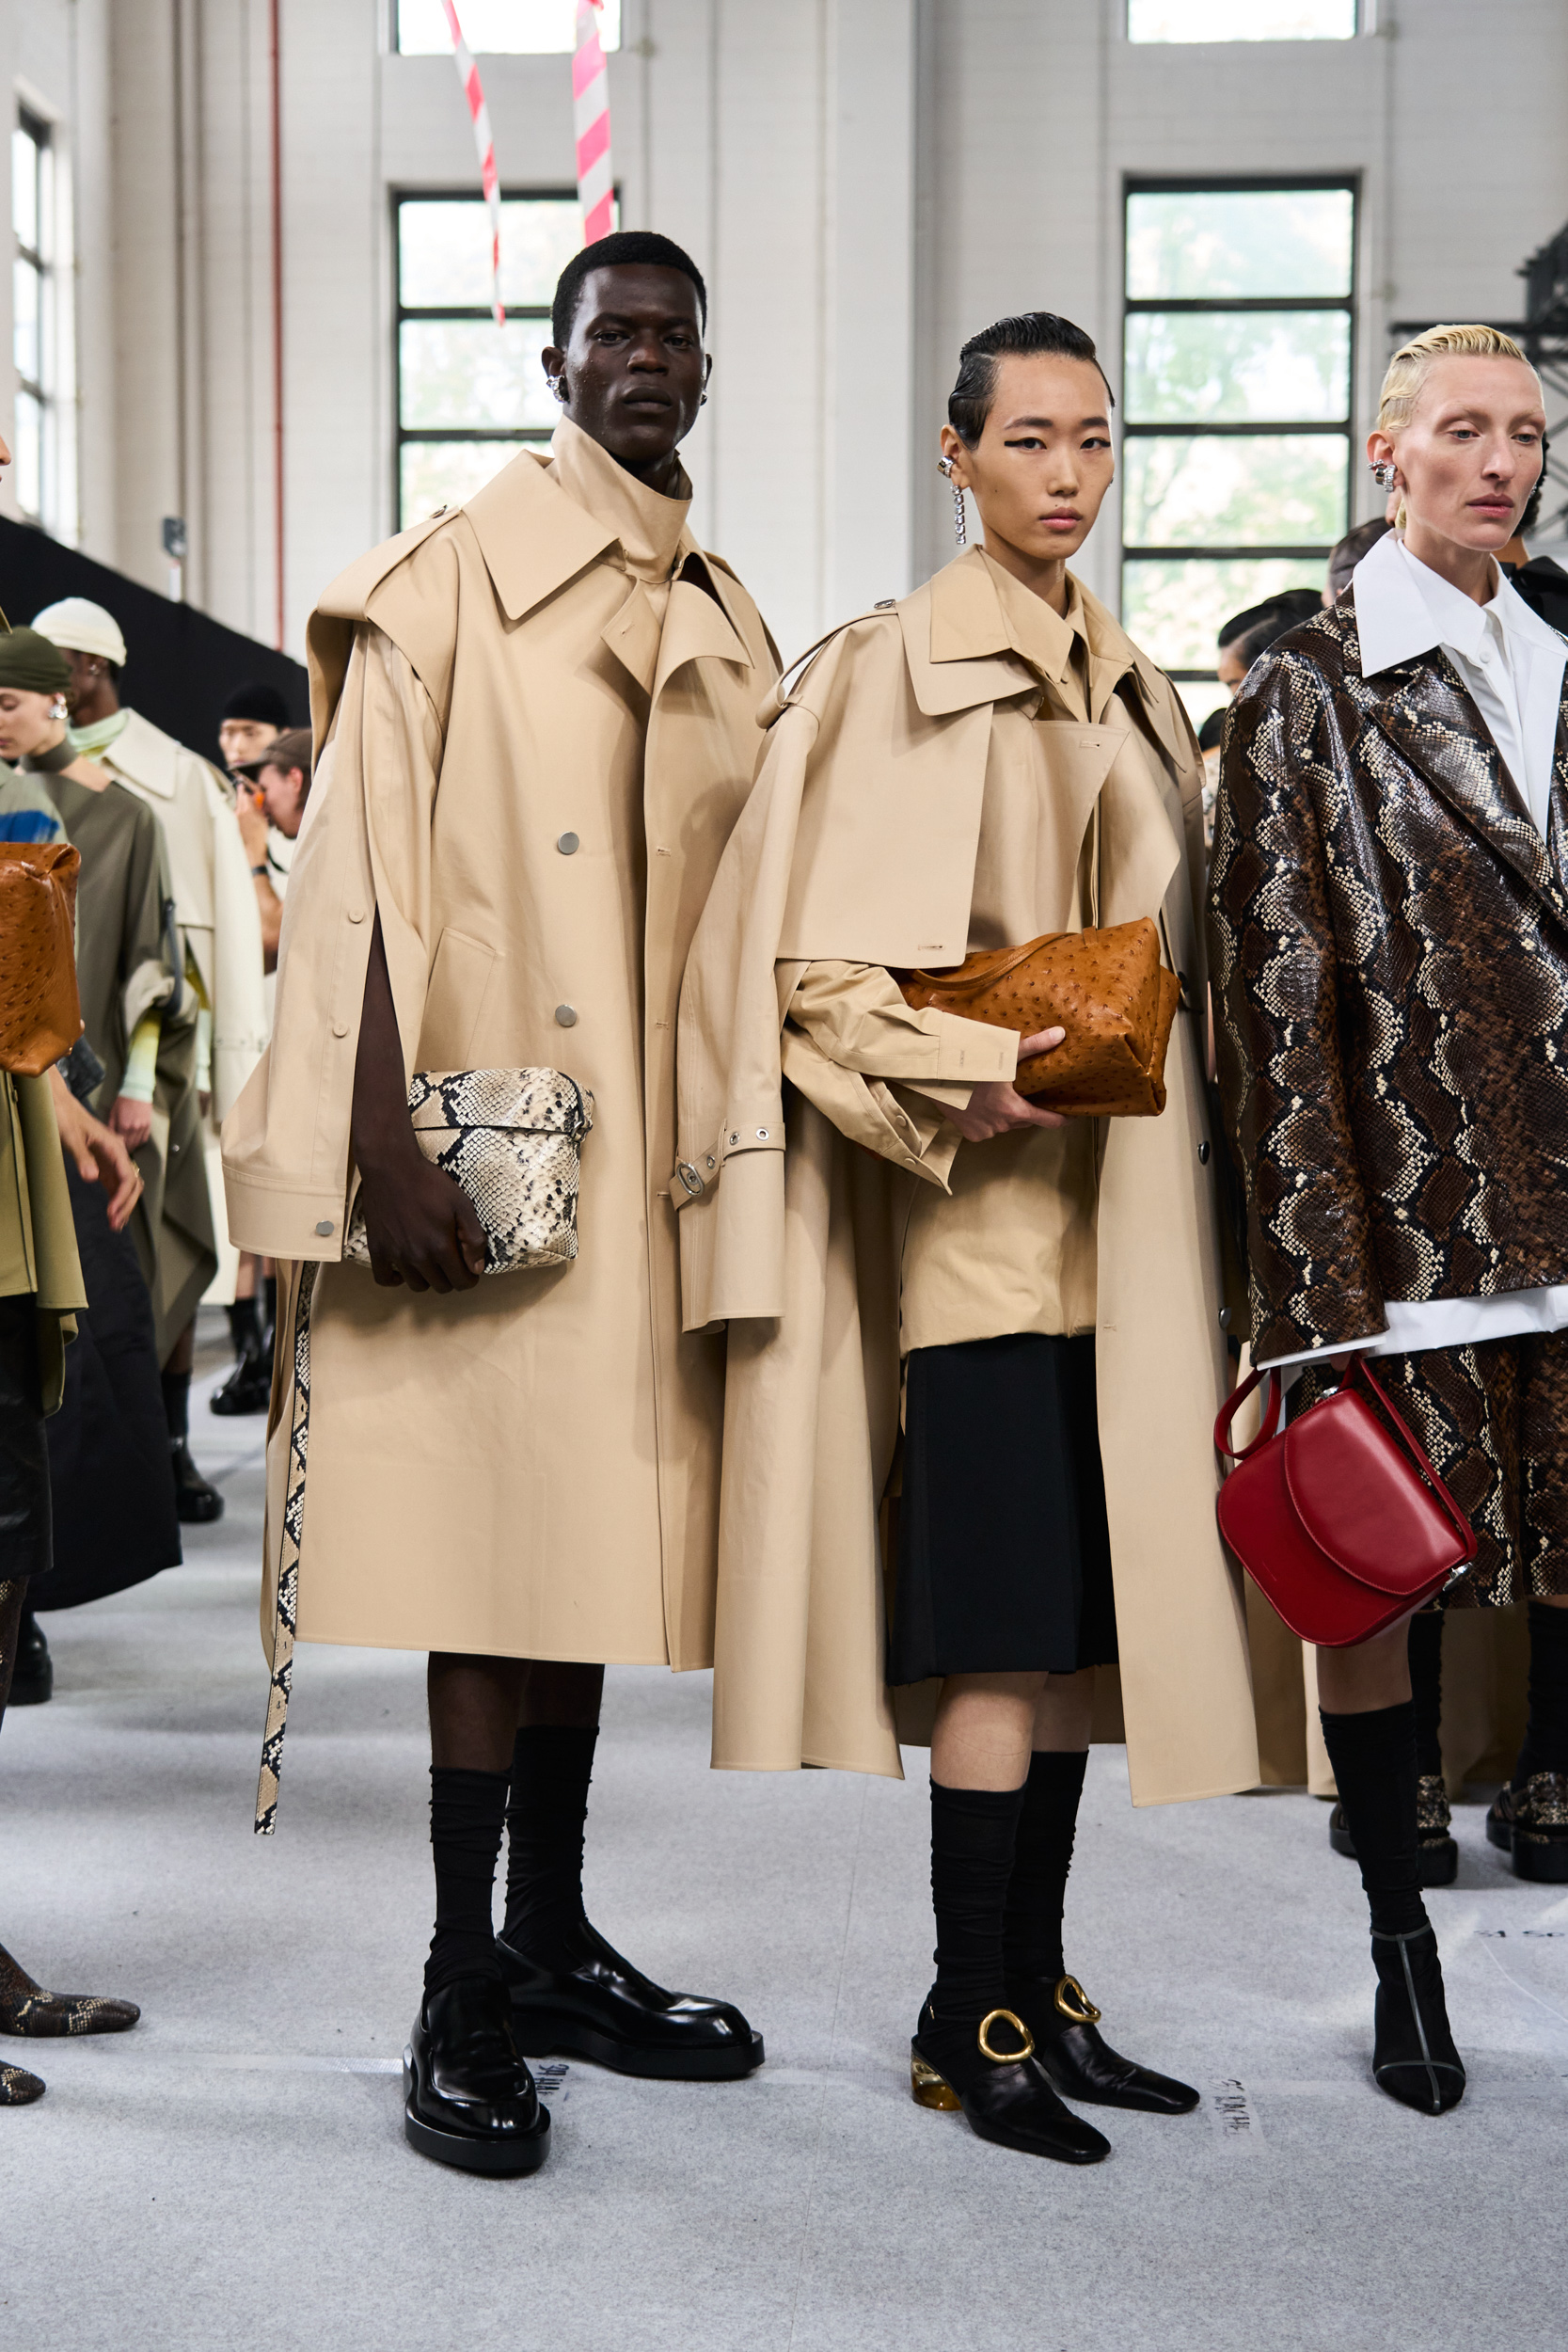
[948,312,1114,449]
[551,231,708,350]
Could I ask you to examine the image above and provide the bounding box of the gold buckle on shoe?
[977,2008,1035,2062]
[1053,1974,1101,2026]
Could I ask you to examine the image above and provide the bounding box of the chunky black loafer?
[403,1975,550,2176]
[498,1921,763,2081]
[1487,1773,1568,1883]
[1005,1972,1199,2115]
[8,1613,52,1707]
[1332,1778,1458,1887]
[1370,1928,1465,2115]
[910,1998,1110,2165]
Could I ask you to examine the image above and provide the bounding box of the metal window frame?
[392,185,588,531]
[1121,173,1359,681]
[13,109,49,521]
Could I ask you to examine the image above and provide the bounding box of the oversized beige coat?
[223,424,778,1668]
[677,548,1259,1805]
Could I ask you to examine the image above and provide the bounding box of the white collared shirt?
[1259,528,1568,1374]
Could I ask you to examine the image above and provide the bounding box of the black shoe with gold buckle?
[1004,1971,1199,2115]
[909,1995,1110,2164]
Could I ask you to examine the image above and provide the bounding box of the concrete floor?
[4,1327,1566,2352]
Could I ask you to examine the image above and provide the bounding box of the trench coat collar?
[101,707,181,802]
[907,548,1192,773]
[1345,588,1568,922]
[463,448,618,624]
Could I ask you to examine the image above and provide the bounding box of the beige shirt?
[787,556,1130,1353]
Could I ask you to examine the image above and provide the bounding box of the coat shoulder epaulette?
[756,603,902,729]
[314,506,462,628]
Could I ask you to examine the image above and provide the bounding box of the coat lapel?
[1361,647,1568,918]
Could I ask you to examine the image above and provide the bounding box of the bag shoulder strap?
[1213,1364,1283,1461]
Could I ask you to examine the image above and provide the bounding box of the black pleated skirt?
[889,1330,1117,1685]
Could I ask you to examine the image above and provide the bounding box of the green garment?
[0,1072,87,1415]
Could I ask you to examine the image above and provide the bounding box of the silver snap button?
[1218,1306,1231,1329]
[315,1218,334,1236]
[705,1155,716,1169]
[728,1132,739,1145]
[555,1004,578,1027]
[557,832,578,855]
[1197,1140,1211,1165]
[347,905,365,923]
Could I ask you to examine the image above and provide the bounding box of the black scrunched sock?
[1318,1701,1428,1939]
[1002,1749,1088,1985]
[1513,1601,1568,1784]
[925,1778,1026,2058]
[501,1724,599,1966]
[424,1765,511,1997]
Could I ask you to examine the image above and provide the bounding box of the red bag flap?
[1281,1388,1470,1597]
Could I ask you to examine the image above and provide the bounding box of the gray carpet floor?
[4,1332,1565,2352]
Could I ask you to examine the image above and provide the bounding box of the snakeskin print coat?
[1208,593,1568,1365]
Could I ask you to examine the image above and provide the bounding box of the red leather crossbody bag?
[1212,1358,1477,1647]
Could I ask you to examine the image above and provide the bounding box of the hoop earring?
[938,454,967,547]
[551,375,570,405]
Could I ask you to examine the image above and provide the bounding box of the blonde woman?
[1211,326,1567,2115]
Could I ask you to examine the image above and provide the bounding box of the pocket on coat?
[417,928,498,1070]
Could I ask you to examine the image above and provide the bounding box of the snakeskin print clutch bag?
[342,1067,594,1274]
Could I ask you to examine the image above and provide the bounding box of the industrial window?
[1128,1,1354,38]
[395,191,615,528]
[396,0,620,54]
[12,108,76,539]
[1121,181,1356,728]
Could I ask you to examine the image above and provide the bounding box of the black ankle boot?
[8,1613,52,1707]
[911,1994,1110,2163]
[1370,1927,1465,2114]
[169,1437,225,1523]
[1005,1969,1199,2115]
[210,1300,270,1418]
[403,1975,550,2176]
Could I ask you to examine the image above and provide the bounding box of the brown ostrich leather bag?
[895,914,1180,1116]
[0,842,82,1075]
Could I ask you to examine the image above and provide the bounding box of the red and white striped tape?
[574,1,614,246]
[441,0,505,326]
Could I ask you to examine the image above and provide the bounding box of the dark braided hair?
[947,312,1114,448]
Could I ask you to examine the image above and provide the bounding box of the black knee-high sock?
[1318,1702,1428,1939]
[1513,1601,1568,1783]
[262,1273,277,1338]
[927,1779,1025,2026]
[500,1725,598,1964]
[227,1297,261,1359]
[425,1764,511,1996]
[1002,1750,1087,1983]
[161,1369,189,1442]
[1408,1612,1444,1782]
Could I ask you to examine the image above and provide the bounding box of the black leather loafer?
[498,1921,763,2080]
[403,1975,550,2176]
[1370,1927,1465,2115]
[1332,1778,1458,1886]
[1487,1773,1568,1883]
[911,1998,1110,2164]
[170,1438,224,1525]
[1006,1973,1199,2114]
[7,1613,52,1706]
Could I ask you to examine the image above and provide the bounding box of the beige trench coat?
[223,434,778,1670]
[677,550,1259,1805]
[101,709,267,1123]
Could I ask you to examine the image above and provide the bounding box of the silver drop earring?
[938,454,967,547]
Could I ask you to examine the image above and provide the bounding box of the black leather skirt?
[889,1330,1117,1686]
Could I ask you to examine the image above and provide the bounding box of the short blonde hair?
[1376,323,1536,435]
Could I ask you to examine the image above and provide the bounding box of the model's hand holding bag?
[895,914,1179,1116]
[1212,1357,1476,1645]
[344,1067,594,1276]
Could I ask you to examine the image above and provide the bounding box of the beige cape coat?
[223,424,778,1670]
[676,549,1259,1805]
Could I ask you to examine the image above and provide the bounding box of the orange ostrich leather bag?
[894,914,1180,1115]
[0,842,82,1075]
[1212,1359,1476,1647]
